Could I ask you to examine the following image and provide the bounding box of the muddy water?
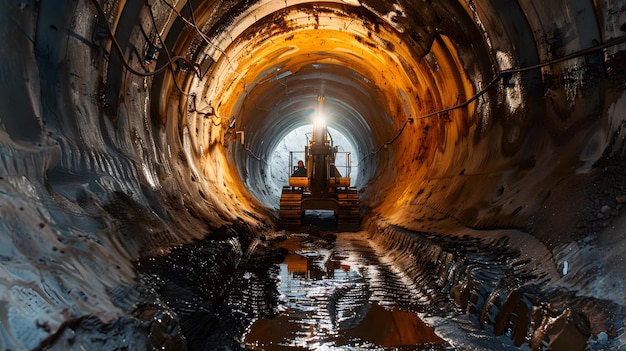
[241,233,447,350]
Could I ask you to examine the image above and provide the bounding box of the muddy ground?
[136,231,476,350]
[132,218,624,351]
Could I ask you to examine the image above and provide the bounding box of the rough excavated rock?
[1,0,625,350]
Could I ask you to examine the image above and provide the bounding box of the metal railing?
[287,151,352,180]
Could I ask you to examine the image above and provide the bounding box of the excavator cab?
[279,96,360,230]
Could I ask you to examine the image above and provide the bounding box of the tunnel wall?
[0,0,625,349]
[0,1,266,349]
[368,1,626,255]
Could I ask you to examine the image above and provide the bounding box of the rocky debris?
[598,205,612,219]
[134,235,248,350]
[370,222,624,351]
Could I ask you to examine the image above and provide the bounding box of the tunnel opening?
[222,59,394,215]
[1,0,626,350]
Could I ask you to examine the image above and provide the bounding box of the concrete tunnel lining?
[1,0,626,349]
[172,1,485,211]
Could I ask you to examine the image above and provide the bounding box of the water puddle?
[242,234,446,350]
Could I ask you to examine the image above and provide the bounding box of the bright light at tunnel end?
[313,111,326,126]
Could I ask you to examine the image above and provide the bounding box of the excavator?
[279,96,360,230]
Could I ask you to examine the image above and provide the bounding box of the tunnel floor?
[240,232,447,350]
[134,222,554,350]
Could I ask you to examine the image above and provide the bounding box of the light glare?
[314,112,326,126]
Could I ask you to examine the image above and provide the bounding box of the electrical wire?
[88,0,625,161]
[146,2,197,97]
[159,0,245,86]
[188,94,232,128]
[369,119,410,156]
[362,34,626,162]
[415,34,626,121]
[89,0,233,127]
[87,0,188,77]
[275,69,291,100]
[245,146,270,164]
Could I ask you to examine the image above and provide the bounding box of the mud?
[134,235,248,350]
[128,223,604,350]
[31,214,622,350]
[241,233,446,350]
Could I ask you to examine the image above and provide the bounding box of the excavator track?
[279,187,303,228]
[337,187,360,230]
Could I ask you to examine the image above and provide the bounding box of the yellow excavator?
[279,96,360,229]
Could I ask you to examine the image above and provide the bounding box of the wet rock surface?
[368,222,625,351]
[107,221,621,351]
[132,235,251,350]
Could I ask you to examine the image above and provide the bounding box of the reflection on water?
[243,235,445,350]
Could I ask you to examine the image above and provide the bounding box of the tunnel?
[1,0,625,349]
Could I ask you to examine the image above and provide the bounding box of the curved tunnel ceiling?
[1,0,626,349]
[149,0,492,209]
[133,0,626,219]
